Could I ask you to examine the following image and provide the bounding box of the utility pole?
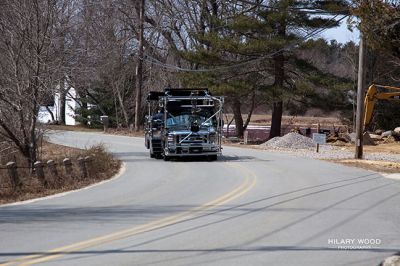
[134,0,144,131]
[355,31,367,159]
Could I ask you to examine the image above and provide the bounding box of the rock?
[382,131,393,137]
[341,134,352,143]
[326,136,337,143]
[347,132,356,143]
[345,132,375,145]
[394,127,400,133]
[369,134,382,140]
[383,136,396,143]
[337,133,351,142]
[330,140,347,146]
[337,136,350,143]
[393,132,400,141]
[381,255,400,266]
[363,132,375,145]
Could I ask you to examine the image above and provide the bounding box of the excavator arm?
[363,84,400,129]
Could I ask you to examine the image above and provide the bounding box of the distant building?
[38,86,80,125]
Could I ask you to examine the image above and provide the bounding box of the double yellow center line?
[2,163,257,265]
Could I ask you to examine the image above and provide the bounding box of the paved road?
[1,131,399,266]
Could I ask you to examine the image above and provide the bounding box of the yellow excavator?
[364,84,400,130]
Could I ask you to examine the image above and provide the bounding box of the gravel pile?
[264,132,319,150]
[260,133,400,162]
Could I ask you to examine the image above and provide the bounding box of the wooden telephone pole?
[134,0,144,131]
[355,31,367,159]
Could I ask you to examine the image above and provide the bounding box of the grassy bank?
[0,142,121,204]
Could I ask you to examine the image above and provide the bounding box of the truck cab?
[145,88,224,161]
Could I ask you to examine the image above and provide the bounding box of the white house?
[38,86,80,125]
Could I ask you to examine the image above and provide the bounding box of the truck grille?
[178,135,207,143]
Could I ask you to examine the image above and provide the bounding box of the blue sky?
[321,19,360,44]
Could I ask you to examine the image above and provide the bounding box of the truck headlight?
[167,134,175,143]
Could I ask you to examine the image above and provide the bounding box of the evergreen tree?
[352,1,400,130]
[181,0,349,138]
[354,0,399,62]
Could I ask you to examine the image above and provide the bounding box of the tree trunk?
[113,90,119,128]
[232,98,244,138]
[59,79,66,125]
[224,113,234,138]
[116,86,129,127]
[243,89,256,130]
[81,95,88,126]
[45,106,55,122]
[270,101,283,138]
[134,0,145,131]
[269,20,286,139]
[269,49,285,139]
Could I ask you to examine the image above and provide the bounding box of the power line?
[144,14,348,73]
[234,0,350,14]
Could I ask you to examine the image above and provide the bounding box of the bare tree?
[0,0,60,167]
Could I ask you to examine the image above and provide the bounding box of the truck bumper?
[164,151,221,157]
[165,144,221,157]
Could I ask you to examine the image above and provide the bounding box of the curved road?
[1,131,399,266]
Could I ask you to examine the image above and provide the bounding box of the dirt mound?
[264,132,316,149]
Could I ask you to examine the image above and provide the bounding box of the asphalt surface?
[0,131,399,266]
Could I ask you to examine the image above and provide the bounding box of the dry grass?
[338,142,400,154]
[358,142,400,154]
[40,141,84,159]
[43,124,102,132]
[225,114,344,126]
[0,142,121,204]
[328,159,400,174]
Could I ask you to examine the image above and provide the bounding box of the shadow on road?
[114,152,271,163]
[1,245,398,259]
[219,155,271,162]
[0,174,388,226]
[164,155,270,163]
[0,205,193,224]
[0,173,398,265]
[112,151,149,157]
[123,175,399,259]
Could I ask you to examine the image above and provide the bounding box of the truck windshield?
[166,114,214,128]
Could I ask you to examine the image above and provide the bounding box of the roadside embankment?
[0,142,121,204]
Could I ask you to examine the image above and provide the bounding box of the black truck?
[145,88,224,161]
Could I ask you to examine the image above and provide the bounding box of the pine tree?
[354,0,399,61]
[181,0,349,138]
